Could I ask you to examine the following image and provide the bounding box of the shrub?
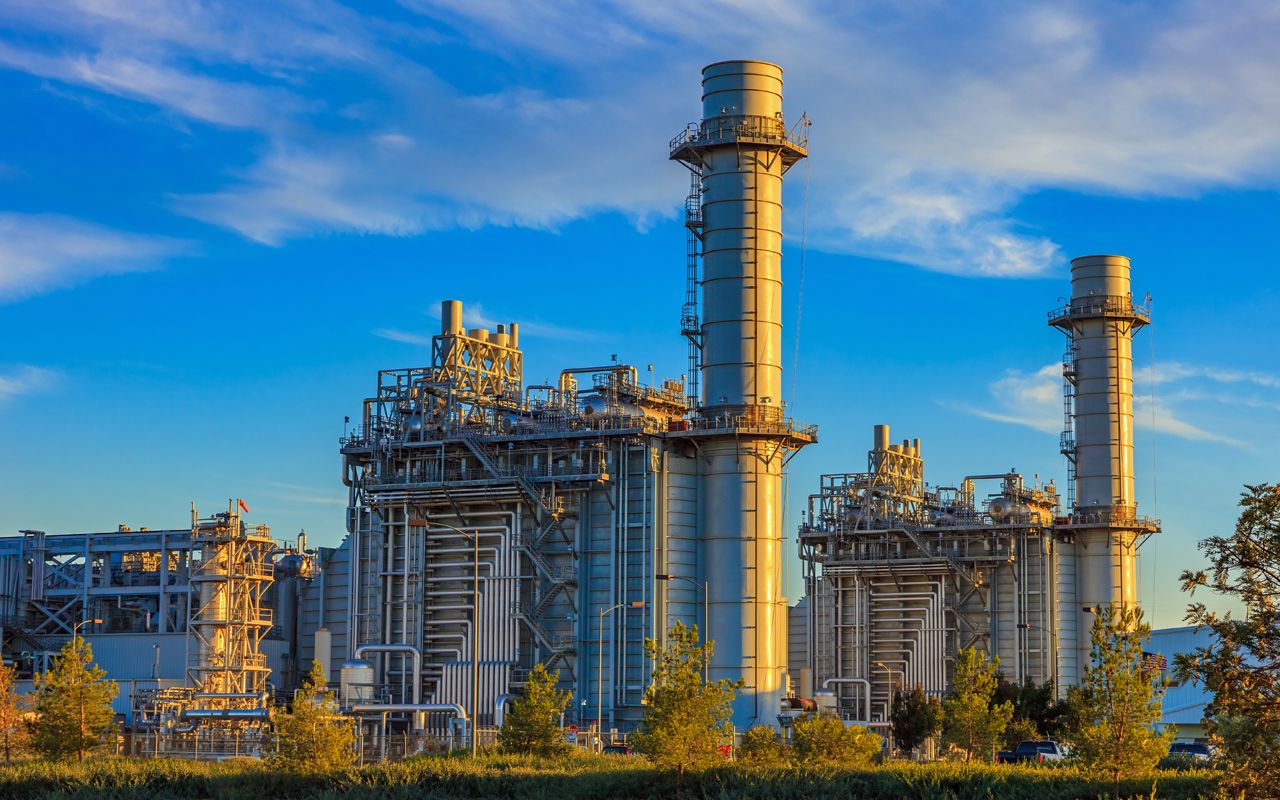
[738,725,784,766]
[791,712,880,767]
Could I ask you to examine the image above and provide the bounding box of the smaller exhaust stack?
[1049,254,1160,685]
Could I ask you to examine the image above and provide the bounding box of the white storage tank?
[339,659,375,705]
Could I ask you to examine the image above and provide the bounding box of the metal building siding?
[295,539,351,681]
[1147,626,1215,727]
[83,632,188,681]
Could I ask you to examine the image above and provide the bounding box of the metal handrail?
[1047,294,1151,322]
[669,113,808,154]
[1066,507,1160,528]
[683,412,818,438]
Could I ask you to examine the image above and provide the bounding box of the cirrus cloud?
[0,1,1278,278]
[0,213,189,301]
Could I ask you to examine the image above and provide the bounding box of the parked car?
[602,743,633,756]
[997,740,1070,764]
[1168,741,1214,762]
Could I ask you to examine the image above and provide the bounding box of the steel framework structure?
[0,527,193,673]
[186,501,274,699]
[799,425,1061,722]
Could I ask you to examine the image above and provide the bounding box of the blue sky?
[1,1,1277,627]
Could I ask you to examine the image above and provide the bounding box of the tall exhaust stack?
[1050,254,1159,684]
[671,60,812,727]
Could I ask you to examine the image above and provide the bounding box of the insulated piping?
[355,644,422,704]
[349,702,468,731]
[822,676,871,722]
[494,693,516,728]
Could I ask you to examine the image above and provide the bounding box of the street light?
[655,573,709,682]
[874,661,900,721]
[598,600,645,744]
[71,616,102,762]
[416,520,482,757]
[1016,622,1059,698]
[72,616,103,645]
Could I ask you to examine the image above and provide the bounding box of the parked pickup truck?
[997,740,1070,764]
[1168,742,1214,762]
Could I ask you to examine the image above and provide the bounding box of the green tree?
[0,660,29,762]
[1068,604,1173,796]
[941,647,1012,762]
[632,622,739,775]
[1177,483,1280,799]
[791,711,880,766]
[738,725,784,766]
[270,660,355,771]
[995,677,1069,741]
[1002,716,1040,750]
[500,663,570,757]
[30,637,119,760]
[889,685,943,756]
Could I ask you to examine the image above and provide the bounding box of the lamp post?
[874,661,900,722]
[71,616,102,646]
[421,521,481,757]
[71,616,103,762]
[1016,622,1059,698]
[655,574,709,682]
[598,600,644,746]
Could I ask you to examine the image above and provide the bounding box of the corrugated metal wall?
[296,543,351,683]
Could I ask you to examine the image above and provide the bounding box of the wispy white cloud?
[952,363,1063,433]
[950,360,1255,446]
[0,365,60,403]
[1133,396,1243,446]
[373,328,432,346]
[425,299,597,341]
[2,1,1280,276]
[1135,361,1280,390]
[0,213,188,300]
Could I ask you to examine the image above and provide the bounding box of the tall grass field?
[0,755,1218,799]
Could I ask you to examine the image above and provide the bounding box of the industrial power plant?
[0,60,1160,757]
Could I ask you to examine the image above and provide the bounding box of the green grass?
[0,754,1219,799]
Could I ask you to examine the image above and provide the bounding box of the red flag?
[238,499,250,514]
